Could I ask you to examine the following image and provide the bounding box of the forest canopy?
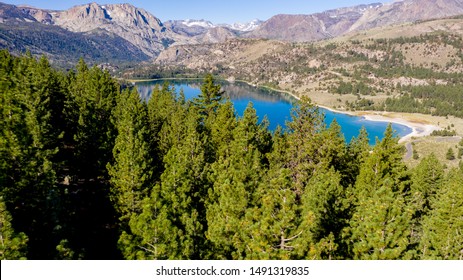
[1,51,462,260]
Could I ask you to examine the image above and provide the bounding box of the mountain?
[247,3,383,42]
[1,0,463,65]
[0,3,150,66]
[20,3,191,57]
[348,0,463,32]
[221,19,263,32]
[247,0,463,42]
[164,19,217,37]
[164,18,262,37]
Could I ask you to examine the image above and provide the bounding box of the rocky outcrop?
[29,3,187,57]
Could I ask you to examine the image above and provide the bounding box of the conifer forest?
[1,51,462,260]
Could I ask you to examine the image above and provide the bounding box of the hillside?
[246,0,463,41]
[139,17,463,113]
[127,16,463,167]
[0,21,150,66]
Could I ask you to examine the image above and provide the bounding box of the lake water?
[136,79,412,145]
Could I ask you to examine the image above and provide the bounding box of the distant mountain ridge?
[247,0,463,41]
[1,0,463,66]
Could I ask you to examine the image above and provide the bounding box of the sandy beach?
[315,105,440,143]
[360,114,440,143]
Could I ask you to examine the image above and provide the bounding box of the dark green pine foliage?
[420,168,463,260]
[208,101,237,159]
[193,73,224,119]
[0,196,28,259]
[206,103,267,259]
[0,51,60,259]
[107,88,152,223]
[285,97,325,195]
[408,154,445,256]
[126,107,209,259]
[410,154,444,215]
[347,124,412,259]
[146,82,183,159]
[346,127,370,187]
[65,59,119,179]
[296,167,349,259]
[247,128,299,259]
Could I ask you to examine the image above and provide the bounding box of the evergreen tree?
[108,88,152,223]
[0,52,59,259]
[446,148,456,160]
[206,103,266,259]
[411,154,444,214]
[346,124,412,259]
[193,74,224,118]
[127,108,209,259]
[0,197,28,260]
[65,59,119,179]
[408,154,445,256]
[296,168,348,259]
[349,180,412,259]
[420,170,463,260]
[285,97,325,195]
[347,127,370,182]
[223,126,297,260]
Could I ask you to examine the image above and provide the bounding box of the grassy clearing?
[405,136,463,169]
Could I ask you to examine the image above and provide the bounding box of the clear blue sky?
[2,0,386,23]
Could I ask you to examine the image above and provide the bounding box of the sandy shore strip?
[312,105,440,143]
[360,114,440,143]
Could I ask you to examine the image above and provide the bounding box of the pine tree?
[408,154,445,256]
[285,96,325,195]
[249,128,292,258]
[420,170,463,260]
[206,103,266,259]
[296,168,348,259]
[208,101,237,158]
[66,60,119,179]
[0,52,59,258]
[446,148,455,160]
[411,154,444,214]
[347,124,412,259]
[107,88,152,223]
[347,127,370,183]
[193,74,224,118]
[126,108,209,259]
[0,197,28,260]
[349,180,412,259]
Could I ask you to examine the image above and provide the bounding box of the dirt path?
[404,142,413,160]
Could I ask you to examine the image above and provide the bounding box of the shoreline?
[239,82,441,143]
[130,77,441,142]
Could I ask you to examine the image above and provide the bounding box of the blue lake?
[136,80,412,145]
